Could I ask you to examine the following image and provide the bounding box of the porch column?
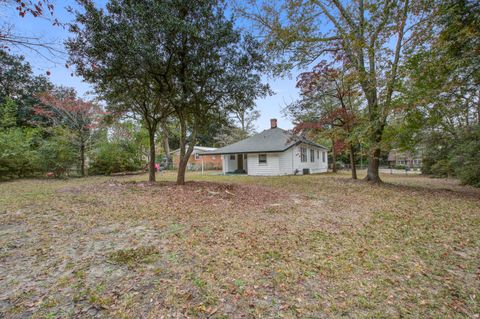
[222,155,227,174]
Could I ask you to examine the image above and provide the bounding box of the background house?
[203,119,328,176]
[388,148,423,168]
[171,146,221,171]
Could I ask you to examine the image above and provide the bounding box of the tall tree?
[233,108,260,136]
[401,0,479,134]
[213,108,260,147]
[160,1,269,185]
[288,61,360,178]
[35,88,102,176]
[68,0,268,185]
[239,0,430,182]
[66,0,176,182]
[388,0,480,186]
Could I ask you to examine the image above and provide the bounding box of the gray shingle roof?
[201,127,328,155]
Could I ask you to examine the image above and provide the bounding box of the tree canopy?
[239,0,433,182]
[67,0,269,184]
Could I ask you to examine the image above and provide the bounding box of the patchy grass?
[0,171,479,318]
[108,246,160,268]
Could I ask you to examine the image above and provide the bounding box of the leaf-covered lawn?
[1,172,479,318]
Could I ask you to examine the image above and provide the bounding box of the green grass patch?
[107,246,160,267]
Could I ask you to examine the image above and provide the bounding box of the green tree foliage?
[0,127,41,179]
[284,61,362,178]
[0,99,40,178]
[36,128,78,177]
[0,97,17,128]
[393,0,480,186]
[0,50,53,126]
[421,126,480,187]
[451,126,480,187]
[238,0,431,182]
[89,123,146,175]
[35,88,102,176]
[66,0,175,182]
[89,142,145,175]
[67,0,269,185]
[421,131,455,177]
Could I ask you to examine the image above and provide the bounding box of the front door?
[237,154,243,171]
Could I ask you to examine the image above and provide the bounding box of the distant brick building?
[171,146,222,171]
[387,148,423,168]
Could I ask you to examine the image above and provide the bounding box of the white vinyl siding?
[247,153,280,176]
[293,143,328,174]
[223,145,327,176]
[278,148,294,175]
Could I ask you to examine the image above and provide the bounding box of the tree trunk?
[176,118,196,185]
[349,144,357,180]
[177,118,187,185]
[364,105,384,182]
[331,140,337,173]
[365,147,381,182]
[177,130,187,185]
[177,157,187,185]
[176,144,195,185]
[160,123,171,167]
[80,142,85,177]
[148,128,156,183]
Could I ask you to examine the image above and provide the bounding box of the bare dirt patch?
[61,180,290,213]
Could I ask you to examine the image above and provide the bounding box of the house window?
[310,149,315,162]
[194,153,200,160]
[322,151,326,163]
[413,159,422,165]
[258,154,267,164]
[300,147,307,163]
[317,150,320,159]
[229,154,236,160]
[397,159,406,165]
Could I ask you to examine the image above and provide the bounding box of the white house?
[202,119,328,176]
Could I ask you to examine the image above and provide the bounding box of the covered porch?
[222,153,248,174]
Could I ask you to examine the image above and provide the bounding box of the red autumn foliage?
[292,60,360,177]
[35,90,105,176]
[35,91,103,131]
[15,0,54,19]
[293,60,357,140]
[12,0,61,28]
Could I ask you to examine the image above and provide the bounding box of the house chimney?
[270,118,277,128]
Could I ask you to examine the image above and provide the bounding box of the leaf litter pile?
[0,172,479,318]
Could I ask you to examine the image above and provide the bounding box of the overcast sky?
[3,0,305,131]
